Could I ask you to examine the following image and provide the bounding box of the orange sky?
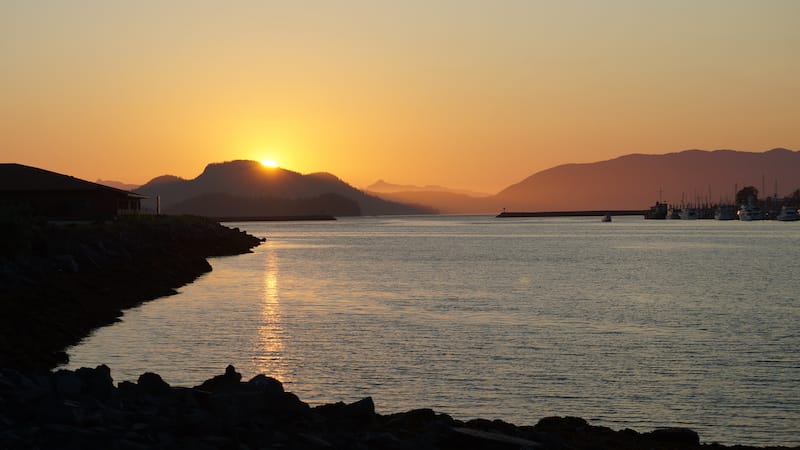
[2,1,799,193]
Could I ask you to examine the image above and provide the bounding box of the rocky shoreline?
[1,216,796,449]
[1,364,795,450]
[0,215,263,369]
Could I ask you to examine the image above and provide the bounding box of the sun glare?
[261,159,278,168]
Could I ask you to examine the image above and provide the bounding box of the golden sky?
[2,1,798,193]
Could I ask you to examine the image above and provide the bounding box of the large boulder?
[194,364,241,392]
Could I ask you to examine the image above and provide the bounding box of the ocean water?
[64,215,800,446]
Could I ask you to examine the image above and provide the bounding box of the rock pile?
[0,215,263,369]
[1,365,793,450]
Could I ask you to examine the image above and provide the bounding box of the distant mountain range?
[365,190,498,214]
[364,180,494,214]
[366,148,800,213]
[97,179,140,191]
[493,148,800,211]
[136,160,434,217]
[129,149,800,217]
[366,180,489,197]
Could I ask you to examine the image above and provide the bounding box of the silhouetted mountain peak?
[142,175,185,187]
[203,159,261,171]
[141,160,308,190]
[96,179,140,191]
[306,172,343,183]
[136,160,432,216]
[765,147,793,154]
[196,160,300,182]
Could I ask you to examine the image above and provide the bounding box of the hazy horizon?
[3,1,799,192]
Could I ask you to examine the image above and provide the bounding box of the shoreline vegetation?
[1,216,796,449]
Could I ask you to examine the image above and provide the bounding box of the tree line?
[736,186,800,205]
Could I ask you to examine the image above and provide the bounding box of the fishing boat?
[644,202,668,219]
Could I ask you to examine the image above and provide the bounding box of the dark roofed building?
[0,164,147,221]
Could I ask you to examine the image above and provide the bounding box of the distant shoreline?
[497,210,646,218]
[214,214,337,222]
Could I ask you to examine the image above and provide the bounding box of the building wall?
[0,190,141,221]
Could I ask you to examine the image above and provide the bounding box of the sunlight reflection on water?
[254,242,286,382]
[64,216,800,447]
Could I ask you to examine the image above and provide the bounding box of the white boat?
[776,206,800,222]
[737,204,763,221]
[714,204,737,221]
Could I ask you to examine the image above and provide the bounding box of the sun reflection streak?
[255,242,287,381]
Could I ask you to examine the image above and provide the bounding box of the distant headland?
[365,148,800,214]
[135,160,435,217]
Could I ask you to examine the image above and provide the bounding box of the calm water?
[65,216,800,446]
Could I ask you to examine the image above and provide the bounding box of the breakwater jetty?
[2,364,795,450]
[0,215,263,369]
[497,210,645,218]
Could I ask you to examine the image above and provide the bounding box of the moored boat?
[714,204,737,220]
[738,204,764,221]
[667,207,681,219]
[776,206,800,222]
[678,207,698,220]
[644,202,668,219]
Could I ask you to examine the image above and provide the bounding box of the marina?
[500,201,800,221]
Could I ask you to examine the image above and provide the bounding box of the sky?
[2,1,799,193]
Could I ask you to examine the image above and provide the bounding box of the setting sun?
[261,159,278,168]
